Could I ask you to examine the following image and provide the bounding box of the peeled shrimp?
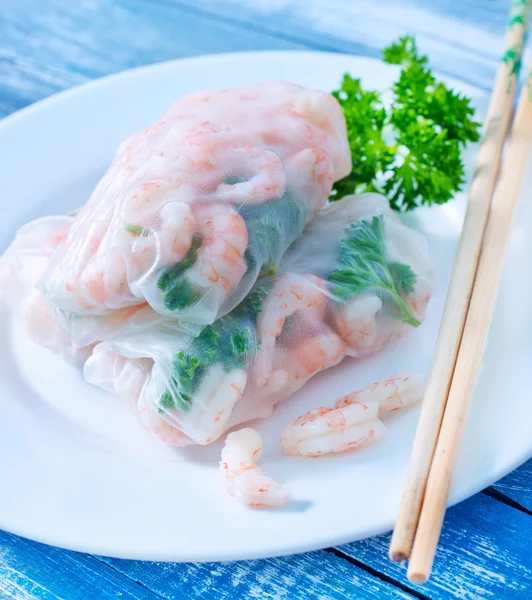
[281,402,386,457]
[154,201,195,269]
[335,372,426,416]
[186,206,248,295]
[177,364,247,445]
[256,273,328,385]
[282,331,347,395]
[138,392,195,446]
[220,428,290,507]
[281,373,425,457]
[334,292,427,358]
[214,147,286,205]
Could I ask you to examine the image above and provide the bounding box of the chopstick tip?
[407,570,429,585]
[388,549,408,564]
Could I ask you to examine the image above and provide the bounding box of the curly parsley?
[332,36,481,210]
[329,215,420,326]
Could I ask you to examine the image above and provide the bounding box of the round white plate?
[0,51,531,562]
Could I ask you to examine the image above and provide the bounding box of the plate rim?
[1,49,530,562]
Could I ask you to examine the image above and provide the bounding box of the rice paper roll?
[85,193,433,445]
[41,80,351,340]
[0,216,94,365]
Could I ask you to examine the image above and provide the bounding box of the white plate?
[0,51,531,562]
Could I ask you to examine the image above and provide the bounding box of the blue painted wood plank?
[336,492,532,599]
[490,459,532,513]
[97,549,415,600]
[0,0,511,122]
[3,484,530,600]
[172,0,509,89]
[0,0,305,118]
[0,530,160,599]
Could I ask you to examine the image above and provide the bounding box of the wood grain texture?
[0,531,159,599]
[489,461,532,513]
[342,492,532,599]
[170,0,508,89]
[0,532,416,600]
[0,0,304,118]
[407,69,532,582]
[390,0,531,566]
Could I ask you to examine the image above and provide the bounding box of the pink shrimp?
[284,148,334,211]
[175,363,247,445]
[137,392,194,446]
[335,372,426,416]
[283,331,348,395]
[221,428,290,507]
[281,372,425,457]
[186,205,248,295]
[255,273,329,385]
[291,89,351,180]
[159,202,195,264]
[214,147,286,205]
[281,401,386,457]
[333,289,430,358]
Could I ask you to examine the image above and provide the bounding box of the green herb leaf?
[160,284,269,408]
[232,282,272,319]
[163,279,202,311]
[329,216,420,326]
[157,235,203,310]
[125,223,151,237]
[389,262,417,296]
[331,35,481,210]
[382,36,428,67]
[240,190,307,275]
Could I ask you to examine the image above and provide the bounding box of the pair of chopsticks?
[389,0,532,584]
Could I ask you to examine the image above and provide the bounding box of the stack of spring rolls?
[0,80,433,446]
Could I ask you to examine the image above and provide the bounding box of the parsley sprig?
[332,36,481,210]
[329,215,420,326]
[159,284,271,412]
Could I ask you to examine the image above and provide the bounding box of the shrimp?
[284,148,334,211]
[280,372,425,457]
[334,292,424,358]
[335,372,426,416]
[283,331,347,395]
[281,401,386,457]
[137,392,195,446]
[186,206,248,296]
[220,428,290,507]
[256,273,329,385]
[214,147,286,205]
[227,368,289,428]
[157,201,195,267]
[291,90,351,180]
[177,364,247,445]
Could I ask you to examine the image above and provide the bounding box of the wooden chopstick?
[389,0,531,565]
[407,61,532,583]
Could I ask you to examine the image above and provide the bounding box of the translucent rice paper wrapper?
[41,80,351,343]
[85,193,433,446]
[0,216,93,365]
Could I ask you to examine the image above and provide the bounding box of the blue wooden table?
[1,1,531,598]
